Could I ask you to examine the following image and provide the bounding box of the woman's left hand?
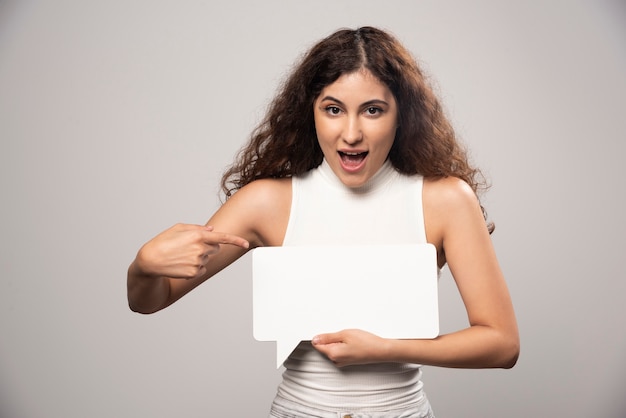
[311,329,390,367]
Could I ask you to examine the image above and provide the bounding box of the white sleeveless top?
[276,159,429,411]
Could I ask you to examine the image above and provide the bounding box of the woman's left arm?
[312,177,519,369]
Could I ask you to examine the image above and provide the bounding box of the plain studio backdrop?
[1,1,625,417]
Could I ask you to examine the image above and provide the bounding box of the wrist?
[131,246,161,278]
[379,337,397,362]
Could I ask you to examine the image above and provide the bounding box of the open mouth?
[339,151,368,167]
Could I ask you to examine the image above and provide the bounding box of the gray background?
[1,1,625,417]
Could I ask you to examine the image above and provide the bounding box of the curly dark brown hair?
[221,26,493,231]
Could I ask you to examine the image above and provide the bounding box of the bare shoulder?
[231,177,291,204]
[423,176,479,212]
[218,177,292,247]
[423,176,484,261]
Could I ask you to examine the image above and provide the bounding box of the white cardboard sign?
[252,244,439,368]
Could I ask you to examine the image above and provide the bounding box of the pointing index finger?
[203,227,250,249]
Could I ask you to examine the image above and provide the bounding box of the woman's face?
[313,69,398,188]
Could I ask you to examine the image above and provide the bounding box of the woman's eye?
[365,107,382,115]
[325,106,341,115]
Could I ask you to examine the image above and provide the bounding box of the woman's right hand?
[134,223,250,281]
[128,178,289,314]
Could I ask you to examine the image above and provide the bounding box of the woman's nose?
[342,117,363,144]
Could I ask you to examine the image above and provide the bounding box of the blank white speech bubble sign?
[252,244,439,368]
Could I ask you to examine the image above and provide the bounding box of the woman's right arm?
[127,178,291,314]
[127,224,250,314]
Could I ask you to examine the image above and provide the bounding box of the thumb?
[312,332,343,346]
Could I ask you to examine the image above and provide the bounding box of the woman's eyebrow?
[361,99,389,107]
[318,96,389,107]
[318,95,344,105]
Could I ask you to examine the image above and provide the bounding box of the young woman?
[128,26,519,418]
